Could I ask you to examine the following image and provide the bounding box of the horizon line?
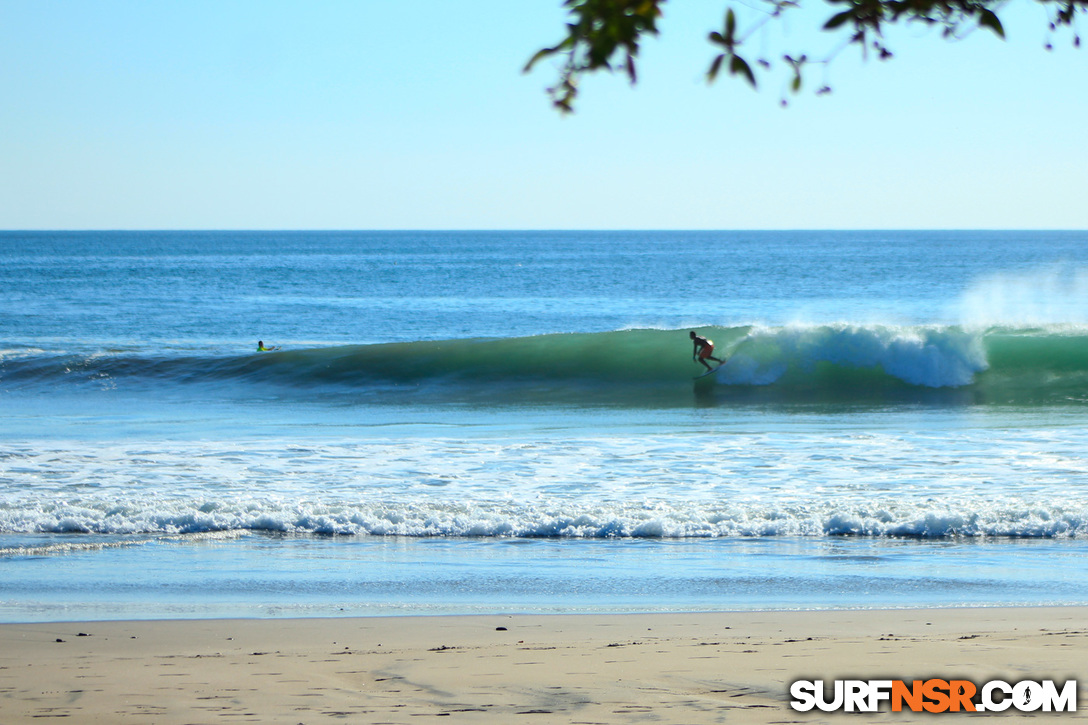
[1,228,1086,234]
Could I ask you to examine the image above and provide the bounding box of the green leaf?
[725,8,736,40]
[823,11,853,30]
[978,8,1005,38]
[708,54,725,81]
[729,54,756,87]
[523,47,557,73]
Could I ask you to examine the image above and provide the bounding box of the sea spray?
[959,266,1088,327]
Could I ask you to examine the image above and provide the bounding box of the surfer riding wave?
[690,331,724,371]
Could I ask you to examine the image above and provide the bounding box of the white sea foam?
[2,498,1086,539]
[2,431,1086,540]
[721,324,988,388]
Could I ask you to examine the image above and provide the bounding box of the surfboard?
[694,362,725,379]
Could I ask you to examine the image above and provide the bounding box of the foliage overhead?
[525,0,1085,111]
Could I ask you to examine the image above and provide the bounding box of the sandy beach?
[0,607,1084,723]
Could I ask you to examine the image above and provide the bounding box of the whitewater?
[2,230,1088,621]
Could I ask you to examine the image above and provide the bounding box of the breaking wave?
[4,324,1088,406]
[2,497,1085,540]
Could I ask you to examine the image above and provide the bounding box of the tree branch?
[526,0,1086,112]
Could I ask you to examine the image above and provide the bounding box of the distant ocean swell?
[5,325,1088,405]
[1,497,1086,541]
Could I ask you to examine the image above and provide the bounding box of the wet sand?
[0,607,1084,723]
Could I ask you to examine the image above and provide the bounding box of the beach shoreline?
[1,606,1083,723]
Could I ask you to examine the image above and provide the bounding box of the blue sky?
[1,1,1085,229]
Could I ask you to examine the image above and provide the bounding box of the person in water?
[690,331,724,371]
[257,340,278,351]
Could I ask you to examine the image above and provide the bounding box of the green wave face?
[5,325,1088,408]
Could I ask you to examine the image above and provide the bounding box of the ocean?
[2,230,1088,622]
